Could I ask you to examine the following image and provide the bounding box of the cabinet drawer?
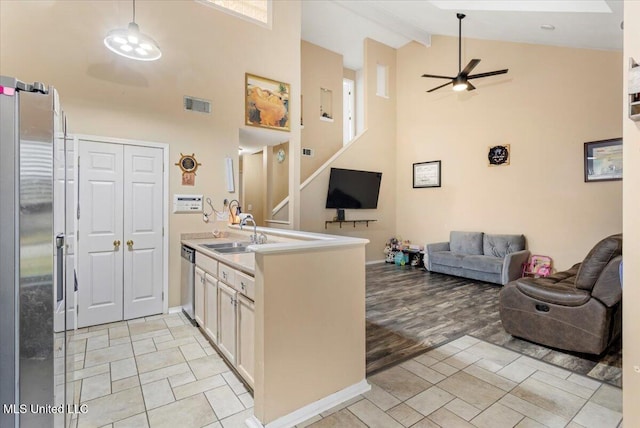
[196,252,218,277]
[219,263,235,285]
[235,271,255,301]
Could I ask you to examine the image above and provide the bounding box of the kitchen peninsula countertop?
[181,226,368,275]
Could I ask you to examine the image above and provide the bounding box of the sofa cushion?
[575,234,622,291]
[462,255,503,274]
[483,234,525,258]
[430,251,465,268]
[450,231,483,255]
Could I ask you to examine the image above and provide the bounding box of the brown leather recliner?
[499,234,622,355]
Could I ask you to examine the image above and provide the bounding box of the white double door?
[78,140,164,328]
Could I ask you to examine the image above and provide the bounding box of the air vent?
[302,148,314,157]
[184,96,211,114]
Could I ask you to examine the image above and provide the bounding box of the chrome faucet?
[240,214,259,244]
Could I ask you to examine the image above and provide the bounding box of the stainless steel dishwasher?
[181,245,196,324]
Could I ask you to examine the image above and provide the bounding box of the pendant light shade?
[104,0,161,61]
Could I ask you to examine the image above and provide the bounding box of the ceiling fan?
[422,13,508,93]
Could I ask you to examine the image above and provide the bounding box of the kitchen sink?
[201,241,250,250]
[214,245,251,254]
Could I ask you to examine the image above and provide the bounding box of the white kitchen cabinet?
[195,266,205,327]
[196,252,218,277]
[236,294,255,388]
[219,263,235,285]
[218,281,237,365]
[204,273,218,344]
[235,270,255,301]
[193,249,255,386]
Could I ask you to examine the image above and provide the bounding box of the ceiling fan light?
[452,77,468,91]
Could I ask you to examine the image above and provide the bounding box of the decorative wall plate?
[277,148,286,163]
[176,153,201,173]
[488,145,510,166]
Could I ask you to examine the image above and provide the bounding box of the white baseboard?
[365,259,385,265]
[168,306,182,314]
[245,379,371,428]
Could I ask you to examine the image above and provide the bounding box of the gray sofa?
[426,231,530,285]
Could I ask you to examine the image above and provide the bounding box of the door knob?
[113,240,121,248]
[126,240,134,248]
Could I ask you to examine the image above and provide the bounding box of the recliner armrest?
[501,250,530,285]
[426,242,450,270]
[591,255,622,307]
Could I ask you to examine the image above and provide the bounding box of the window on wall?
[376,64,389,98]
[197,0,271,27]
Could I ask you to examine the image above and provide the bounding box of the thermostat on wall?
[173,194,203,213]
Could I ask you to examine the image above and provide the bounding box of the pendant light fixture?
[104,0,162,61]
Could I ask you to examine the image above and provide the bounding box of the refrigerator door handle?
[56,233,64,302]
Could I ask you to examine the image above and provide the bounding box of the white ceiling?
[301,0,624,70]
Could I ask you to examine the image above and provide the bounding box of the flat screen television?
[325,168,382,209]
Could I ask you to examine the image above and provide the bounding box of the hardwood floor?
[365,263,622,387]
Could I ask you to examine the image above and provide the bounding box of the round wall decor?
[175,153,201,173]
[488,145,510,166]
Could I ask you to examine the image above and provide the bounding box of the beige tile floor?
[62,314,622,428]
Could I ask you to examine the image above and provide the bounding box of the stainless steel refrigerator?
[0,76,73,428]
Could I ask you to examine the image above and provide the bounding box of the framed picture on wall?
[413,160,441,188]
[245,73,291,132]
[584,138,622,182]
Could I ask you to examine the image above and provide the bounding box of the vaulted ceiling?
[302,0,624,70]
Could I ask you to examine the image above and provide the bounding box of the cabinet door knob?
[113,240,121,248]
[241,282,246,290]
[126,240,134,248]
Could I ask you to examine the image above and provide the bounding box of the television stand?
[325,219,377,229]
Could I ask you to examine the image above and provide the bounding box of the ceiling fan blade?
[460,59,481,77]
[422,74,456,80]
[466,82,476,91]
[427,81,453,93]
[467,69,509,79]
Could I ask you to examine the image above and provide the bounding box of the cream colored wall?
[301,41,344,182]
[344,68,357,81]
[396,36,622,270]
[623,1,640,424]
[253,245,365,423]
[271,142,290,205]
[0,0,301,308]
[242,152,264,226]
[300,39,397,262]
